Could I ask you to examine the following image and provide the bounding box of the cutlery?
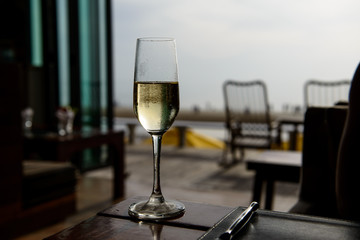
[217,202,259,240]
[198,201,259,240]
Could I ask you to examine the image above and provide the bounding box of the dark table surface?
[45,196,360,240]
[246,150,301,210]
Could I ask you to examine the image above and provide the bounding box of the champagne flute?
[128,37,185,220]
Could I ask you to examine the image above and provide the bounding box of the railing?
[113,107,304,149]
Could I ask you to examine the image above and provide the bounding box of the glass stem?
[149,134,165,204]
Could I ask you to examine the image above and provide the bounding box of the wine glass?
[128,37,185,220]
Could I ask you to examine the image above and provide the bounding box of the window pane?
[30,0,43,66]
[99,0,108,113]
[78,0,101,126]
[57,0,70,106]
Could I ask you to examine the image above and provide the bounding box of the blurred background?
[112,0,360,112]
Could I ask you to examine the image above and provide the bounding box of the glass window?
[56,0,70,106]
[30,0,43,66]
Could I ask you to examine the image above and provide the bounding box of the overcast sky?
[112,0,360,111]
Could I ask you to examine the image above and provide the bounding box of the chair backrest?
[304,80,350,108]
[223,80,271,138]
[292,106,347,218]
[336,62,360,220]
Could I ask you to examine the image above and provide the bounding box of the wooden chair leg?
[231,146,237,163]
[239,148,245,162]
[265,179,275,210]
[219,143,229,166]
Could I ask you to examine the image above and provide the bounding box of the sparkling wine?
[134,81,179,134]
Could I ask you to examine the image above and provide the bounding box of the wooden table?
[246,150,302,210]
[45,196,360,240]
[23,130,125,200]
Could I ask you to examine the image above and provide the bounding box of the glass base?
[128,199,185,220]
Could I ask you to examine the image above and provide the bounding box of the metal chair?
[221,80,275,166]
[304,80,350,108]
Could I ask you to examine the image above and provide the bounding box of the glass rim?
[137,37,175,42]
